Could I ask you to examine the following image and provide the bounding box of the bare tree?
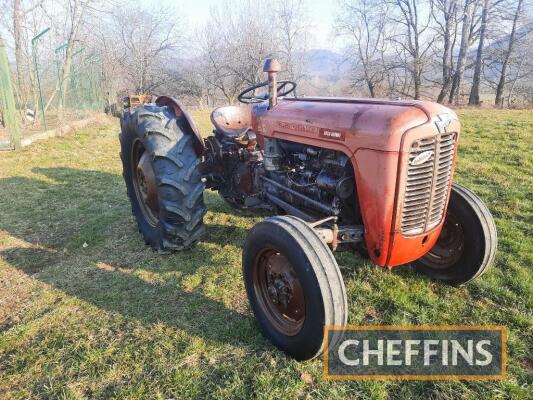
[196,19,247,105]
[468,0,491,104]
[57,0,92,119]
[336,0,390,97]
[494,0,525,106]
[390,0,436,99]
[447,0,478,104]
[274,0,309,82]
[110,6,180,93]
[3,0,529,112]
[195,0,277,104]
[0,0,47,106]
[432,0,460,103]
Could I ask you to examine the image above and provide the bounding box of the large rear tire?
[413,184,497,285]
[243,215,347,360]
[120,104,206,252]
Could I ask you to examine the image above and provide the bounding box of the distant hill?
[303,49,350,81]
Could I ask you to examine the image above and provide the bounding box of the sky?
[144,0,338,49]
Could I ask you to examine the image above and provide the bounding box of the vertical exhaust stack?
[263,58,281,109]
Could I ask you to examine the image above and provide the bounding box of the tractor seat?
[210,106,252,138]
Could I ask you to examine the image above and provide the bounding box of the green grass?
[0,109,531,399]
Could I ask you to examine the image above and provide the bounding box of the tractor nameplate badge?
[319,128,346,141]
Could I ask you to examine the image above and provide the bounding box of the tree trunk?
[414,60,421,100]
[366,71,376,97]
[468,0,490,105]
[437,16,452,103]
[58,0,85,121]
[13,0,26,105]
[495,0,523,107]
[449,0,473,104]
[436,1,457,103]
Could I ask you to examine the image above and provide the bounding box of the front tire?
[243,216,347,360]
[413,184,497,285]
[120,104,207,252]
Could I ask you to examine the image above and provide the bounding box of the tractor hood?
[253,97,457,154]
[253,96,461,268]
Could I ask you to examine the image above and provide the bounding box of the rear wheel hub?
[132,141,159,226]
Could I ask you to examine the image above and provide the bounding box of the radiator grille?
[401,132,456,235]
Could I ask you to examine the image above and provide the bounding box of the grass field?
[0,109,531,399]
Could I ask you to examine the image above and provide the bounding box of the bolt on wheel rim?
[131,140,159,226]
[253,248,305,336]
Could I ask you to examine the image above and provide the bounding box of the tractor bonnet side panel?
[254,98,459,267]
[253,98,429,153]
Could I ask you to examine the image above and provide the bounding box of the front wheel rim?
[421,212,465,269]
[252,248,305,336]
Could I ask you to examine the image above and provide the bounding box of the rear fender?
[155,95,205,156]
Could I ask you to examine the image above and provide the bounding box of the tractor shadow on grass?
[0,167,264,348]
[0,167,415,347]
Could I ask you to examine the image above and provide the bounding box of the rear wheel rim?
[421,212,464,269]
[131,139,159,226]
[252,248,305,336]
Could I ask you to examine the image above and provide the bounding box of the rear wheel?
[413,184,497,285]
[243,216,347,360]
[120,104,207,251]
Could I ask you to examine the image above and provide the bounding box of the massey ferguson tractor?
[119,59,497,360]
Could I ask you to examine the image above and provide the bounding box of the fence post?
[31,27,50,132]
[0,36,21,149]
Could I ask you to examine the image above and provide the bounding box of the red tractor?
[119,59,497,360]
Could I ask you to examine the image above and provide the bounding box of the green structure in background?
[0,36,21,149]
[54,41,70,109]
[68,47,85,110]
[0,31,104,150]
[66,48,104,114]
[82,53,104,112]
[31,27,50,132]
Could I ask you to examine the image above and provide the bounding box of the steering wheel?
[238,80,297,104]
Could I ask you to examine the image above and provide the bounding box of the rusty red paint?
[254,97,459,267]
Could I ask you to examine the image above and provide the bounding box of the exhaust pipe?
[263,58,281,109]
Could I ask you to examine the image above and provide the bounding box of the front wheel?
[243,216,347,360]
[413,184,497,285]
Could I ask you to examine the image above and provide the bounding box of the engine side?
[260,138,360,224]
[202,129,364,248]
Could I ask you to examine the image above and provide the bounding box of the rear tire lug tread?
[153,151,185,168]
[186,184,206,208]
[177,134,192,154]
[184,158,201,181]
[158,178,187,195]
[162,201,192,222]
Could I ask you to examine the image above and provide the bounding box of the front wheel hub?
[422,212,465,269]
[253,250,305,336]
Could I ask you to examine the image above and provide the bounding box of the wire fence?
[0,28,105,150]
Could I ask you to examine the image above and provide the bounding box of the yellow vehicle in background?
[123,94,153,112]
